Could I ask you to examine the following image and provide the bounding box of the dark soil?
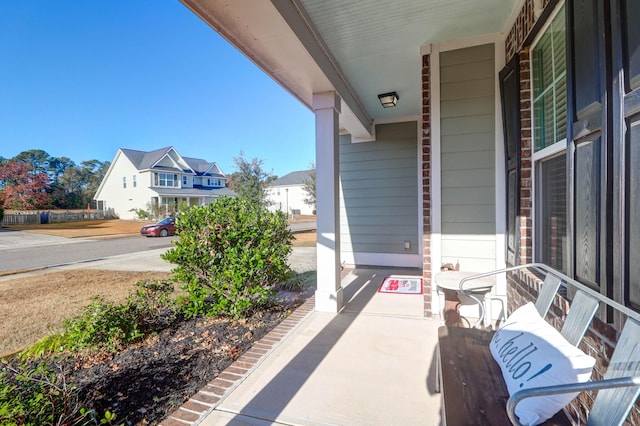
[3,300,305,426]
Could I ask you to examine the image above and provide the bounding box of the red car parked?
[140,217,176,237]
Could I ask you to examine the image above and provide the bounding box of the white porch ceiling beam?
[271,0,374,140]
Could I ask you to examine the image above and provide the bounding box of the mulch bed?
[3,300,305,425]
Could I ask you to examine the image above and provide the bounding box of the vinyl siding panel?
[440,78,495,100]
[440,44,495,66]
[340,121,418,257]
[442,151,494,170]
[441,132,494,152]
[441,114,495,135]
[441,168,495,188]
[441,96,495,118]
[441,186,495,205]
[440,44,496,272]
[441,58,494,83]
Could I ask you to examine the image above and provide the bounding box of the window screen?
[537,153,568,272]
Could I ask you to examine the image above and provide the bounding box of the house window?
[532,4,568,273]
[532,5,567,152]
[122,176,126,189]
[183,175,188,186]
[154,173,178,187]
[133,175,137,188]
[536,153,567,272]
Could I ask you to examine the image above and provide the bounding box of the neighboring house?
[94,147,234,220]
[179,1,640,420]
[266,170,314,216]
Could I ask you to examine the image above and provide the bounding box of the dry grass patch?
[293,231,316,247]
[0,270,171,358]
[5,219,151,238]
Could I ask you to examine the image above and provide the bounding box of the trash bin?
[40,212,49,224]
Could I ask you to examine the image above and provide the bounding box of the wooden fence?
[1,209,115,226]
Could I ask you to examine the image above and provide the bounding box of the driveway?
[0,228,84,249]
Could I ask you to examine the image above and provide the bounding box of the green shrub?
[129,207,149,220]
[0,359,113,425]
[25,280,178,356]
[1,361,76,425]
[162,196,293,319]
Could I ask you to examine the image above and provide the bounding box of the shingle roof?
[120,147,224,177]
[268,170,313,187]
[182,156,225,177]
[121,147,172,170]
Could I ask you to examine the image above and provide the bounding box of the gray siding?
[440,44,496,272]
[340,121,418,255]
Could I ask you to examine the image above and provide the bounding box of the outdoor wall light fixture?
[378,91,399,108]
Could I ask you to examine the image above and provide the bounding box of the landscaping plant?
[24,280,178,357]
[162,196,293,319]
[0,360,114,426]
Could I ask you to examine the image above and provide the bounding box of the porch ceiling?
[180,0,517,139]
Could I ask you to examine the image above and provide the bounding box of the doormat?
[378,276,423,294]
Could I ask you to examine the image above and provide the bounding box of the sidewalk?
[162,268,442,426]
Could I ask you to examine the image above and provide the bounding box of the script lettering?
[493,330,553,388]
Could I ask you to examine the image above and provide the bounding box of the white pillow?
[489,302,595,426]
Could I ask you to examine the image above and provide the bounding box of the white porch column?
[312,91,343,313]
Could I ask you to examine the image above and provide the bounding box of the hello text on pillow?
[489,302,595,425]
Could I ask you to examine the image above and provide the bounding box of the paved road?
[0,228,316,274]
[290,221,316,233]
[0,230,175,271]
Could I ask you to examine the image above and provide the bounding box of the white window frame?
[154,173,178,188]
[530,2,568,269]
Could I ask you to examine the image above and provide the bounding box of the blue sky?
[0,1,316,178]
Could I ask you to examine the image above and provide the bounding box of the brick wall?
[422,54,432,318]
[518,50,533,264]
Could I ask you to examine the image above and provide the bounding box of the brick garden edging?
[160,296,316,426]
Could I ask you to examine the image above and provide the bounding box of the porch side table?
[434,271,495,327]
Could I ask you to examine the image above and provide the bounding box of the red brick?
[180,400,209,413]
[191,391,220,405]
[209,377,234,388]
[203,384,228,396]
[161,413,196,425]
[224,365,248,376]
[218,372,242,382]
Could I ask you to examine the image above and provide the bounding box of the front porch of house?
[178,0,640,422]
[162,267,444,426]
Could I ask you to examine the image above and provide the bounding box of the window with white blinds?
[532,3,568,273]
[532,6,567,151]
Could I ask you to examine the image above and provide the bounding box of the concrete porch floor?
[164,268,443,426]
